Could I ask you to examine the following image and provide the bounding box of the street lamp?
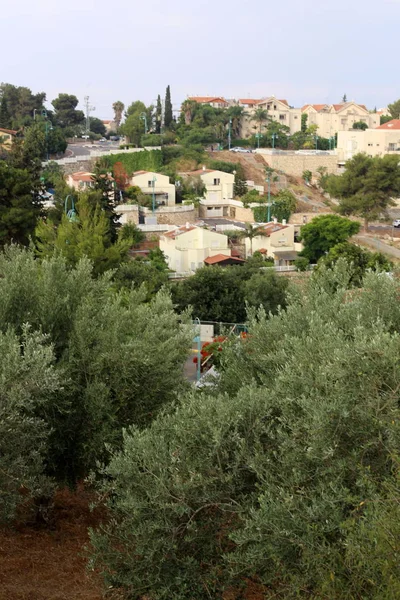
[64,195,78,222]
[255,132,261,149]
[315,135,319,150]
[34,108,52,160]
[265,168,274,222]
[140,112,148,134]
[228,119,232,150]
[152,175,157,213]
[271,133,278,149]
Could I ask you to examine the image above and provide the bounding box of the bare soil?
[0,486,104,600]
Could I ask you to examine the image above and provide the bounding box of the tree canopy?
[90,265,400,599]
[299,214,360,262]
[326,153,400,226]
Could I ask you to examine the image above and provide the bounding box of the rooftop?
[188,96,227,104]
[163,224,198,239]
[204,254,245,265]
[0,127,17,135]
[377,119,400,130]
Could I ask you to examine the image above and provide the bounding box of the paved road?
[356,235,400,259]
[66,141,121,157]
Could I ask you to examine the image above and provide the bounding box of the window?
[294,116,298,119]
[213,178,220,185]
[148,180,153,187]
[389,143,396,151]
[279,114,286,120]
[368,143,372,146]
[273,105,277,110]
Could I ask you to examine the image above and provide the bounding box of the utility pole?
[84,96,95,134]
[228,119,232,150]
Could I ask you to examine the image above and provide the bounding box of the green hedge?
[104,150,163,175]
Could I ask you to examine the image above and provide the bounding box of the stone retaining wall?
[259,154,339,177]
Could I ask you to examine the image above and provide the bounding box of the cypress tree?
[155,95,162,134]
[0,96,11,129]
[164,85,173,129]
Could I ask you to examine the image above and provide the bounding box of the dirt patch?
[0,486,104,600]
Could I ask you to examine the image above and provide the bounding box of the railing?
[168,271,193,279]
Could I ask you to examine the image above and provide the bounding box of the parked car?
[99,137,107,142]
[393,219,400,228]
[230,147,252,153]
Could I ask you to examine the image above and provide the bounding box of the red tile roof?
[301,104,328,112]
[377,119,400,130]
[259,222,289,236]
[188,169,214,175]
[204,254,245,265]
[239,99,260,105]
[188,96,227,104]
[102,120,113,124]
[0,127,17,135]
[69,171,94,182]
[163,224,198,239]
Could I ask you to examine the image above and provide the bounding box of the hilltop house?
[337,119,400,160]
[301,102,379,138]
[130,171,176,206]
[188,96,229,108]
[160,224,232,272]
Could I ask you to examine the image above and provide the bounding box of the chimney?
[282,219,287,225]
[186,222,190,229]
[202,165,206,171]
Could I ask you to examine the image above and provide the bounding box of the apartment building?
[337,119,400,160]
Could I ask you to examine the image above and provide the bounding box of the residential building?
[130,171,176,206]
[245,220,303,264]
[301,102,379,138]
[240,97,301,137]
[66,171,96,191]
[188,96,229,108]
[0,127,17,150]
[102,119,117,133]
[66,171,114,192]
[186,167,234,202]
[160,224,231,272]
[337,119,400,160]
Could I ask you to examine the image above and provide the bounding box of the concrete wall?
[116,205,139,225]
[258,152,339,177]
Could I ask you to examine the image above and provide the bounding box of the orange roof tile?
[0,127,17,135]
[259,222,288,236]
[204,254,244,265]
[163,224,198,239]
[69,171,94,182]
[301,104,328,112]
[377,119,400,130]
[239,99,260,105]
[188,96,227,104]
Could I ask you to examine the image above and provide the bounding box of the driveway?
[355,235,400,259]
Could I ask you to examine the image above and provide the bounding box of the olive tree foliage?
[0,246,192,483]
[0,327,61,523]
[90,263,400,600]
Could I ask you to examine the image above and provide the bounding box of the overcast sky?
[2,0,398,118]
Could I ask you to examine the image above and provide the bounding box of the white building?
[160,224,232,272]
[130,171,176,206]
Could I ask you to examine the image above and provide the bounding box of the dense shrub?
[90,266,400,599]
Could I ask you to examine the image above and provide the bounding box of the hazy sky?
[2,0,398,118]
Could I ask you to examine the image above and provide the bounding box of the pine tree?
[91,161,120,242]
[155,95,162,134]
[164,85,173,129]
[0,96,11,129]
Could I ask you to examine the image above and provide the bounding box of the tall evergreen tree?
[164,85,173,129]
[0,96,11,129]
[91,161,120,243]
[155,95,162,133]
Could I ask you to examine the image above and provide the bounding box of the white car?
[393,219,400,228]
[230,147,252,153]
